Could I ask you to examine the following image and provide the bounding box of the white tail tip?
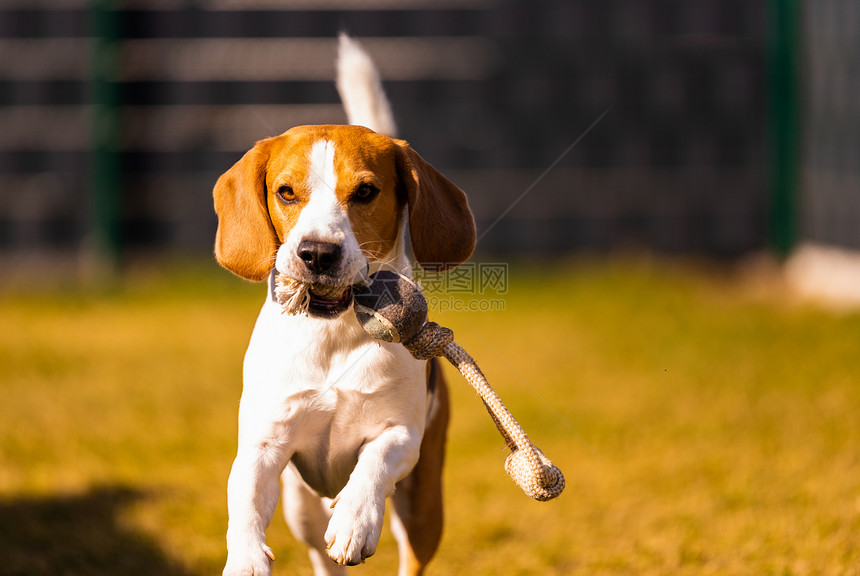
[336,33,398,138]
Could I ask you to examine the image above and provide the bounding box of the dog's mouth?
[307,285,353,318]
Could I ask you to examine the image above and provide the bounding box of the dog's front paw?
[324,493,385,566]
[223,542,275,576]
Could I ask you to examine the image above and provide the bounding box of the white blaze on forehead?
[294,139,347,242]
[308,139,337,200]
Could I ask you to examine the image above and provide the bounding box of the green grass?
[1,259,859,575]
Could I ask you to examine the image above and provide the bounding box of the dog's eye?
[352,183,379,204]
[276,185,297,204]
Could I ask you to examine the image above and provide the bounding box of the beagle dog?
[213,36,475,576]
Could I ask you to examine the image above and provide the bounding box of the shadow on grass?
[0,486,197,576]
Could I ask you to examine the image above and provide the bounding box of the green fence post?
[768,0,801,256]
[91,0,121,271]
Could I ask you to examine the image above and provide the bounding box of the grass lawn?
[1,259,858,575]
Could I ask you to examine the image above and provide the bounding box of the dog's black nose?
[297,240,341,274]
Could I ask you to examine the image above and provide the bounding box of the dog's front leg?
[223,443,290,576]
[325,424,421,566]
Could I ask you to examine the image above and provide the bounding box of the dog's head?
[213,125,475,316]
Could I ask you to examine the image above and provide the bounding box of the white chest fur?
[238,287,428,498]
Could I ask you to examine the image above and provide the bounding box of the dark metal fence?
[802,0,860,250]
[0,1,771,269]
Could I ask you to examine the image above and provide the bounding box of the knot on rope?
[505,447,566,502]
[403,322,454,360]
[403,320,566,502]
[352,272,564,502]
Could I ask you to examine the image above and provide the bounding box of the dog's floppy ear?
[395,140,476,270]
[213,138,277,282]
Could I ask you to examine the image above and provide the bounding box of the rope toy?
[352,270,565,502]
[274,275,349,314]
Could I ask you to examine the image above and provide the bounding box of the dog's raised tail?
[336,34,397,138]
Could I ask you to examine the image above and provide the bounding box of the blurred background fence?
[0,0,855,274]
[802,0,860,250]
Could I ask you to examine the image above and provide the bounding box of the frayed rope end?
[274,274,312,315]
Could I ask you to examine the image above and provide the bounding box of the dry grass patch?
[1,259,858,575]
